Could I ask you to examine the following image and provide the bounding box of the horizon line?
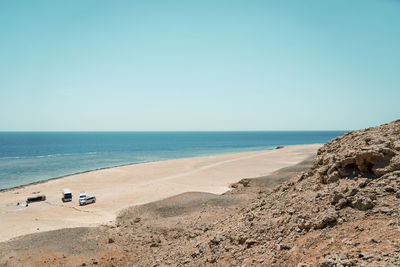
[0,130,350,133]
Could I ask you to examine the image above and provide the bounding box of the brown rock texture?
[311,119,400,184]
[1,119,400,266]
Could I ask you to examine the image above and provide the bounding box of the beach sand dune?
[0,144,320,242]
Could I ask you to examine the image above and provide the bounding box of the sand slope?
[0,144,320,242]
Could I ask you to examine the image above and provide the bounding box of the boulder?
[351,196,375,211]
[313,211,338,229]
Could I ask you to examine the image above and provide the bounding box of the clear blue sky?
[0,0,399,131]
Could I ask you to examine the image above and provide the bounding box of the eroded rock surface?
[311,120,400,183]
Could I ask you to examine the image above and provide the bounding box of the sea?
[0,131,346,190]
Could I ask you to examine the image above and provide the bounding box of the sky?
[0,0,399,131]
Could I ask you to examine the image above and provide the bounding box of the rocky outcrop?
[310,120,400,183]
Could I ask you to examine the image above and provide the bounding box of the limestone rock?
[313,211,338,229]
[351,196,375,211]
[313,120,400,184]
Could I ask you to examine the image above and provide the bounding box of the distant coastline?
[0,146,283,193]
[0,131,346,190]
[0,144,321,242]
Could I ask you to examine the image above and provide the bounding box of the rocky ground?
[1,120,400,267]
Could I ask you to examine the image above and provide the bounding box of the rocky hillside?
[1,120,399,267]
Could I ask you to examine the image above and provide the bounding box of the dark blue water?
[0,131,346,190]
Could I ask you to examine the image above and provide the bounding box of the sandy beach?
[0,144,320,242]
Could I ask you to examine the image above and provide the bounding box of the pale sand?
[0,144,320,242]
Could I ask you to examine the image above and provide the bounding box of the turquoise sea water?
[0,131,346,190]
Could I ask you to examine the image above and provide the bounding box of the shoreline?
[0,144,321,242]
[0,145,285,193]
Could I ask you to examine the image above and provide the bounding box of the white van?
[62,189,72,202]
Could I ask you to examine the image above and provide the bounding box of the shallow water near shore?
[0,131,345,190]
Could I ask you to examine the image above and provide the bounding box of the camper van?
[62,189,72,202]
